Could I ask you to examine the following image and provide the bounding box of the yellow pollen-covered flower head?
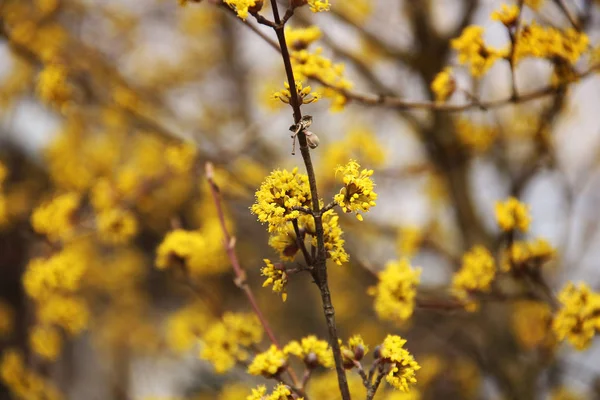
[334,160,377,221]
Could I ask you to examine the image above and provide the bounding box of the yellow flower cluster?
[308,0,330,13]
[491,4,519,26]
[454,118,498,153]
[286,26,322,51]
[0,349,63,400]
[261,259,288,301]
[156,228,227,277]
[495,197,531,232]
[380,335,421,392]
[334,160,377,221]
[318,210,349,265]
[165,302,211,353]
[514,23,589,65]
[31,191,81,242]
[272,81,320,105]
[247,345,288,377]
[292,47,353,111]
[200,312,264,373]
[267,218,304,261]
[511,301,552,349]
[369,259,421,323]
[552,282,600,350]
[502,238,556,271]
[36,61,72,112]
[29,325,62,361]
[340,335,368,367]
[247,383,302,400]
[431,67,455,103]
[451,26,506,78]
[251,167,312,232]
[96,208,138,245]
[223,0,262,20]
[284,335,334,368]
[452,245,496,311]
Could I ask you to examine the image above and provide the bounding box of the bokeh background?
[1,0,600,399]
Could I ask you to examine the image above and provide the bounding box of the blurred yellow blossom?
[36,62,71,112]
[454,118,498,153]
[0,348,63,400]
[29,325,62,361]
[451,26,506,77]
[495,197,531,232]
[431,67,455,102]
[397,226,424,258]
[491,4,519,26]
[308,0,330,13]
[511,301,552,349]
[514,23,588,65]
[502,238,556,271]
[369,259,421,323]
[552,282,600,350]
[166,302,211,353]
[334,160,377,221]
[286,26,322,50]
[223,0,262,20]
[96,208,138,245]
[31,192,81,242]
[452,245,496,310]
[284,335,334,368]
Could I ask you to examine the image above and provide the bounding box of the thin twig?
[365,367,385,400]
[292,219,313,266]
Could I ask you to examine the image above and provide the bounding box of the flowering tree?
[1,0,600,399]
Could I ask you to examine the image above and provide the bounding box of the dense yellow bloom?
[272,81,320,105]
[495,197,531,232]
[286,26,322,50]
[284,335,334,368]
[200,312,263,373]
[380,335,421,392]
[29,325,62,361]
[311,210,349,265]
[268,219,303,261]
[491,4,519,26]
[511,301,552,349]
[431,67,455,102]
[166,302,211,353]
[0,348,63,400]
[552,282,600,350]
[247,345,288,377]
[514,23,589,65]
[36,62,71,112]
[369,259,421,323]
[261,259,288,301]
[452,246,496,310]
[31,192,81,242]
[451,26,506,77]
[247,383,302,400]
[37,295,90,335]
[308,0,330,13]
[502,238,556,271]
[0,301,14,338]
[96,208,138,244]
[251,168,312,232]
[223,0,262,20]
[454,118,498,153]
[334,160,377,221]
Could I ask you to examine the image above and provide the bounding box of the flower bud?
[304,352,319,369]
[304,130,319,149]
[354,344,365,361]
[248,0,264,14]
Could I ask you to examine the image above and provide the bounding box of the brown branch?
[205,162,300,388]
[268,1,351,399]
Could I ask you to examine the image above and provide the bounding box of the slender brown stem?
[292,219,313,266]
[268,1,351,399]
[366,367,385,400]
[205,162,300,388]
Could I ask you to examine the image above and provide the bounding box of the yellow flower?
[514,22,588,65]
[251,168,312,232]
[261,259,288,301]
[165,142,198,174]
[524,0,544,9]
[223,0,262,20]
[511,301,552,349]
[451,25,505,77]
[156,229,213,275]
[552,282,600,350]
[369,259,421,323]
[272,81,320,105]
[502,238,556,271]
[96,208,138,245]
[286,26,322,50]
[200,312,263,373]
[495,197,531,232]
[334,160,377,221]
[380,335,421,392]
[165,302,211,353]
[31,192,81,242]
[431,67,455,102]
[491,4,519,26]
[36,62,71,112]
[37,295,89,335]
[308,210,349,265]
[308,0,330,12]
[247,345,288,377]
[454,118,498,153]
[340,335,369,366]
[247,386,267,400]
[29,325,62,361]
[284,335,334,368]
[451,246,496,310]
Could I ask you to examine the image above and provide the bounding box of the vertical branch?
[268,2,351,399]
